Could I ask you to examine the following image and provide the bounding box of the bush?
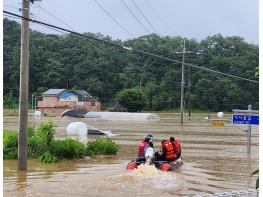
[28,124,35,137]
[28,121,55,157]
[38,151,59,163]
[116,88,146,112]
[3,121,120,163]
[3,131,18,159]
[51,139,85,159]
[3,131,18,148]
[86,138,119,156]
[4,147,17,159]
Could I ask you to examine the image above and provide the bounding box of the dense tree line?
[3,18,259,111]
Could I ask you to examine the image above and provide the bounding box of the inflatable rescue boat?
[127,158,183,171]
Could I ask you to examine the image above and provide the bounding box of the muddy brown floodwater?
[3,113,259,197]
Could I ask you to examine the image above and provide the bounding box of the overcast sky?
[3,0,259,43]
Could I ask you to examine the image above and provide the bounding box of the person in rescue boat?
[136,135,153,163]
[156,140,176,163]
[170,136,181,159]
[145,142,154,165]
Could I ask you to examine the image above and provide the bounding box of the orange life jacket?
[171,140,181,155]
[138,141,149,157]
[162,140,176,159]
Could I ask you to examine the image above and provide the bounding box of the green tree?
[116,88,146,112]
[3,19,259,112]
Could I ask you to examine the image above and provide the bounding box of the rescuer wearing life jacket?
[145,142,154,165]
[162,140,176,162]
[170,136,181,159]
[136,135,153,163]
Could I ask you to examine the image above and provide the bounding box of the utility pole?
[18,0,30,171]
[188,66,191,121]
[175,39,199,125]
[31,92,34,117]
[180,39,185,125]
[247,104,252,154]
[34,93,37,111]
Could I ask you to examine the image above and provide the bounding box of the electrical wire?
[130,0,160,35]
[189,64,258,81]
[143,0,175,35]
[4,4,21,11]
[3,10,259,84]
[35,4,78,32]
[25,8,178,85]
[120,0,151,34]
[4,14,256,102]
[93,0,134,37]
[4,14,21,21]
[130,48,259,84]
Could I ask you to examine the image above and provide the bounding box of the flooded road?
[3,113,259,196]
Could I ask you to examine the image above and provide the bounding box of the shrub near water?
[3,125,35,159]
[51,139,85,159]
[3,131,18,159]
[28,121,55,158]
[4,121,120,163]
[86,138,119,156]
[39,151,59,163]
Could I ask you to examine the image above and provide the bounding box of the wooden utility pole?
[18,0,30,171]
[180,39,186,125]
[175,39,197,125]
[188,66,191,121]
[247,104,252,154]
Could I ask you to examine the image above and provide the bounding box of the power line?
[130,0,160,35]
[28,4,66,34]
[35,4,78,32]
[120,0,151,34]
[129,48,259,84]
[29,7,176,85]
[4,13,22,21]
[188,63,257,81]
[143,0,175,35]
[4,4,20,11]
[3,10,259,84]
[3,14,258,101]
[93,0,134,37]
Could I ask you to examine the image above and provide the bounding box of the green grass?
[4,108,35,117]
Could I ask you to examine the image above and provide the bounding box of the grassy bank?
[3,121,119,163]
[3,108,35,117]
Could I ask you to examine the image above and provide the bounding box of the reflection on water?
[16,171,28,190]
[3,113,259,196]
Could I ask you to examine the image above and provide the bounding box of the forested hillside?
[3,18,259,111]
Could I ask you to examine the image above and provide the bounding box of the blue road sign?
[232,114,259,125]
